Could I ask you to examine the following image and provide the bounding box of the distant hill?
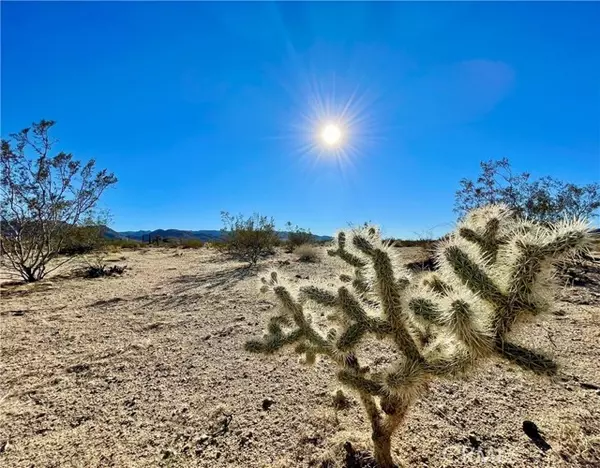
[102,226,129,240]
[108,228,332,243]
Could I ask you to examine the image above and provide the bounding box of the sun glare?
[321,123,342,147]
[278,66,383,171]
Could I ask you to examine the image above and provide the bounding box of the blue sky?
[2,2,599,237]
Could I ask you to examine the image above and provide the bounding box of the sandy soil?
[1,246,599,467]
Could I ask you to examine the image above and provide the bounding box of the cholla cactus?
[245,205,592,467]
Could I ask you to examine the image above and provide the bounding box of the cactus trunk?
[373,432,394,468]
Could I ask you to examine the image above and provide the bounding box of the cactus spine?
[245,205,592,467]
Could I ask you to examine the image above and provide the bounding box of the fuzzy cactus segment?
[245,205,592,468]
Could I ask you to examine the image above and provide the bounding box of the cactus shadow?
[171,264,254,294]
[497,341,558,375]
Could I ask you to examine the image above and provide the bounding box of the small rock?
[468,434,482,449]
[262,398,275,410]
[203,335,211,340]
[0,439,9,453]
[66,363,90,374]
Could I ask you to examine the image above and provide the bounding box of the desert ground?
[1,245,599,467]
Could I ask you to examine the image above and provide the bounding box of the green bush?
[285,222,313,252]
[59,225,106,256]
[180,239,204,249]
[455,158,600,222]
[205,241,228,252]
[1,120,117,282]
[105,238,145,250]
[295,244,320,263]
[388,238,437,249]
[221,211,279,265]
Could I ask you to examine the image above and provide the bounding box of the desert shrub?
[84,263,126,278]
[456,158,600,222]
[206,241,229,253]
[221,211,279,265]
[285,222,313,252]
[389,238,437,249]
[295,244,320,263]
[82,251,127,278]
[59,224,106,256]
[84,264,126,278]
[332,389,351,410]
[246,204,592,467]
[105,238,145,250]
[151,235,165,246]
[157,238,182,248]
[1,120,117,282]
[180,239,204,249]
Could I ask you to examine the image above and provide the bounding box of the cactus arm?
[337,369,385,396]
[445,300,493,356]
[352,236,422,362]
[459,217,504,263]
[421,273,453,294]
[499,222,590,335]
[327,231,367,268]
[245,279,334,361]
[302,284,391,349]
[408,298,444,324]
[444,246,506,304]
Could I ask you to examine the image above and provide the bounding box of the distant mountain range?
[100,226,600,244]
[103,227,333,243]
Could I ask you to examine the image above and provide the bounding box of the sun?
[321,123,343,147]
[279,71,383,169]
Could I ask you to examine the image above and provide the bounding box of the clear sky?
[2,2,599,238]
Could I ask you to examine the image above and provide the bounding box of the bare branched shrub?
[456,158,600,222]
[221,211,279,265]
[1,120,117,282]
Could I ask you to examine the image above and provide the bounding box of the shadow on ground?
[171,264,255,293]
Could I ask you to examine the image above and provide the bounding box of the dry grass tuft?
[556,420,600,466]
[296,244,320,263]
[332,389,351,410]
